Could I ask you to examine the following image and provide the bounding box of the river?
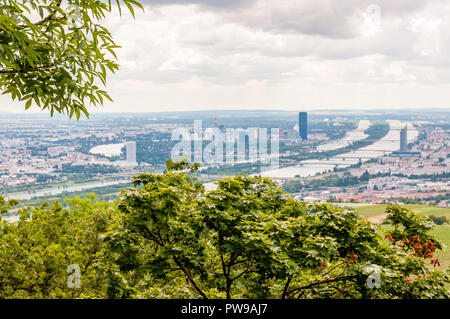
[4,179,130,201]
[259,120,418,179]
[89,143,125,157]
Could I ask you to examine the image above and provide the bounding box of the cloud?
[139,0,257,9]
[4,0,450,112]
[140,0,447,39]
[108,0,450,86]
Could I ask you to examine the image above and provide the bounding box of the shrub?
[429,215,448,225]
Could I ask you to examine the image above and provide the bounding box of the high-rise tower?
[126,141,137,163]
[400,126,407,152]
[298,112,308,140]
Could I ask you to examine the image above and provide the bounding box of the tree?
[0,195,118,298]
[106,160,449,299]
[1,160,448,299]
[0,0,143,119]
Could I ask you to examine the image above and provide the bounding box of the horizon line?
[1,107,450,116]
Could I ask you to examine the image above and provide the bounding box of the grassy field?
[351,204,450,271]
[354,204,450,219]
[432,225,450,269]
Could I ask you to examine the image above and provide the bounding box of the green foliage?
[0,164,449,299]
[0,0,143,118]
[107,159,207,298]
[0,195,119,298]
[106,161,450,299]
[385,205,443,251]
[429,215,448,226]
[0,195,19,214]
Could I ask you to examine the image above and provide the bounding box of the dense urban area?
[0,110,449,209]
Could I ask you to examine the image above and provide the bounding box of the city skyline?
[1,111,447,207]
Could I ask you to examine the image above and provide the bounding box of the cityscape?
[1,109,448,209]
[1,0,450,302]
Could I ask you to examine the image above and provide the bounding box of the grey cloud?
[111,0,450,86]
[227,0,446,39]
[139,0,256,8]
[140,0,446,39]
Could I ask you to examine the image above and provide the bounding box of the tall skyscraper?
[298,112,308,140]
[126,141,137,163]
[400,126,407,152]
[236,130,248,162]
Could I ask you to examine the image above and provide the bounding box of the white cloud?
[2,0,450,113]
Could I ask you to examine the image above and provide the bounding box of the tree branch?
[16,15,67,29]
[220,254,232,299]
[281,276,292,299]
[286,276,350,299]
[0,58,68,75]
[322,260,347,277]
[173,257,208,299]
[16,0,65,29]
[231,268,257,283]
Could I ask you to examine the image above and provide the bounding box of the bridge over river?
[260,120,418,179]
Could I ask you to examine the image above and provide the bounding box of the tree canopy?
[0,0,142,119]
[1,160,448,299]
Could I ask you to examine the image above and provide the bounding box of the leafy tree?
[0,0,143,119]
[106,159,208,298]
[1,161,448,299]
[106,160,450,299]
[0,195,118,298]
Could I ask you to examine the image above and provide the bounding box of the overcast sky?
[2,0,450,113]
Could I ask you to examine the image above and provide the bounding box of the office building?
[126,141,137,163]
[298,112,308,140]
[400,126,407,152]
